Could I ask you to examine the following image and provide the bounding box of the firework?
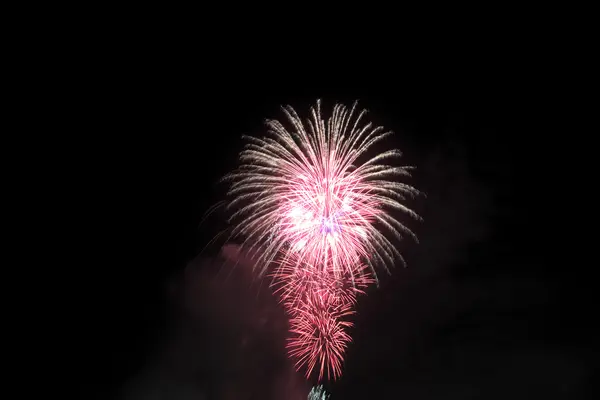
[287,290,355,381]
[224,100,421,381]
[308,385,330,400]
[224,100,420,280]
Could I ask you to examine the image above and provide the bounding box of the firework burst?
[224,100,420,280]
[287,291,355,381]
[224,100,421,381]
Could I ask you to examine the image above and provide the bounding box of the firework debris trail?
[224,100,421,382]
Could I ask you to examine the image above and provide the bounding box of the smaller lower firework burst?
[287,291,355,381]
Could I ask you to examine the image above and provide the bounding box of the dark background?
[73,38,590,399]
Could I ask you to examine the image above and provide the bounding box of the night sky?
[76,50,591,399]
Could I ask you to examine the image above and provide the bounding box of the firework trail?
[224,100,421,381]
[271,260,374,311]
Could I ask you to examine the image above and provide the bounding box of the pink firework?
[270,256,372,379]
[286,290,355,381]
[224,100,421,381]
[225,100,421,280]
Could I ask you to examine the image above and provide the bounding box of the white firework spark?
[308,385,330,400]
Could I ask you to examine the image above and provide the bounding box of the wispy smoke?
[122,248,309,400]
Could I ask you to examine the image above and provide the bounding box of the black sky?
[73,42,590,399]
